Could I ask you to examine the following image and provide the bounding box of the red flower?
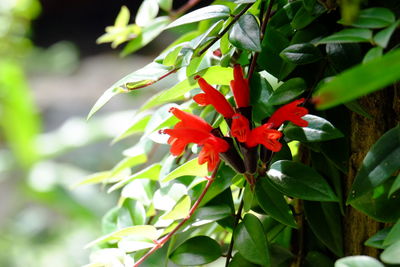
[169,107,212,132]
[245,123,282,152]
[193,76,235,118]
[267,98,309,128]
[198,136,229,172]
[231,113,250,143]
[230,64,250,108]
[162,128,211,156]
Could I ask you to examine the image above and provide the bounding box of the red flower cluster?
[162,65,309,173]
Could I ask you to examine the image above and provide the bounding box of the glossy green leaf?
[118,236,155,252]
[339,8,395,29]
[250,71,275,121]
[234,214,270,266]
[374,21,400,48]
[87,62,172,119]
[268,77,306,105]
[112,112,151,143]
[318,29,373,44]
[381,240,400,264]
[122,16,170,56]
[267,160,338,202]
[108,163,161,193]
[280,43,322,65]
[166,5,230,29]
[350,177,400,222]
[383,219,400,246]
[304,201,343,256]
[284,114,343,142]
[362,47,383,64]
[325,43,362,72]
[161,195,191,220]
[335,255,384,267]
[140,66,233,111]
[365,228,390,249]
[229,14,261,52]
[162,158,208,183]
[255,178,297,228]
[135,0,159,27]
[348,125,400,202]
[200,165,236,205]
[229,253,258,267]
[314,49,400,109]
[291,5,326,30]
[190,20,223,51]
[85,225,159,248]
[170,236,221,265]
[153,183,187,211]
[190,205,231,223]
[118,200,146,228]
[344,101,372,119]
[389,174,400,197]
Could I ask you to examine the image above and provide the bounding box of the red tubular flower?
[169,107,212,132]
[230,64,250,108]
[231,113,250,143]
[162,128,211,156]
[245,123,283,152]
[194,76,235,118]
[198,136,229,172]
[267,98,309,128]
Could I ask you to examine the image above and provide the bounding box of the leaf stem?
[198,3,254,56]
[126,68,177,91]
[248,0,275,81]
[132,167,219,267]
[225,190,245,266]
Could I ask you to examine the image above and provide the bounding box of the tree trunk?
[343,86,400,256]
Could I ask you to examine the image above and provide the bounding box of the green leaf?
[166,5,230,29]
[108,163,161,193]
[314,49,400,109]
[305,251,334,267]
[347,125,400,202]
[190,205,231,224]
[268,77,306,105]
[140,66,233,111]
[122,16,170,56]
[362,47,383,64]
[135,0,159,27]
[72,171,111,188]
[318,28,373,44]
[325,43,362,73]
[383,219,400,247]
[250,72,275,121]
[162,158,208,183]
[170,236,221,265]
[267,160,338,202]
[157,0,172,11]
[350,177,400,222]
[280,43,322,65]
[339,8,395,29]
[153,183,187,211]
[374,20,400,48]
[381,240,400,264]
[112,112,152,143]
[291,5,326,30]
[284,114,343,142]
[335,255,384,267]
[87,62,172,119]
[304,202,343,256]
[365,228,391,249]
[85,225,159,248]
[255,178,297,228]
[229,253,258,267]
[109,153,147,177]
[234,214,270,266]
[229,14,261,52]
[161,195,191,220]
[389,173,400,197]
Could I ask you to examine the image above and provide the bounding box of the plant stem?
[172,0,203,18]
[132,167,219,267]
[198,3,253,56]
[225,192,245,266]
[127,68,177,91]
[248,0,275,81]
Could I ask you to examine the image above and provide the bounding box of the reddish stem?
[172,0,203,18]
[127,68,177,91]
[132,167,219,267]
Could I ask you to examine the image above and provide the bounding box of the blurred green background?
[0,0,178,266]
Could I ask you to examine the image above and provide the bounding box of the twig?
[225,194,244,267]
[126,68,177,91]
[248,0,275,81]
[172,0,203,18]
[132,166,219,267]
[198,3,254,56]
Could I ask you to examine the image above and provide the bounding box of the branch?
[248,0,275,81]
[127,68,177,91]
[132,167,219,267]
[172,0,203,18]
[225,195,244,266]
[198,3,254,56]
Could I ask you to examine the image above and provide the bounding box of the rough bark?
[344,87,399,256]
